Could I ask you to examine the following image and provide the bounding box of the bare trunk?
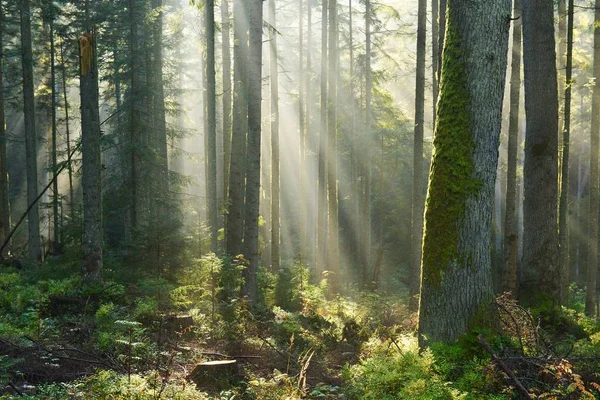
[317,0,328,276]
[270,0,280,272]
[206,0,218,252]
[221,0,232,230]
[0,4,10,257]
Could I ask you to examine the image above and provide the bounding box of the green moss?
[421,5,482,288]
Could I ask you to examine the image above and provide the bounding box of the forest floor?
[0,254,599,399]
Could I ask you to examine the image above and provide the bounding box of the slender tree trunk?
[226,0,248,257]
[586,0,600,316]
[349,0,359,279]
[438,0,446,77]
[522,0,560,304]
[327,0,340,291]
[557,0,566,153]
[0,3,10,257]
[128,0,141,233]
[299,0,306,263]
[503,0,522,295]
[361,0,372,286]
[20,0,42,261]
[50,21,60,254]
[270,0,280,272]
[410,0,426,310]
[59,39,74,209]
[221,0,232,228]
[306,0,315,268]
[205,0,218,252]
[80,25,103,282]
[241,0,264,302]
[431,0,438,117]
[317,0,328,276]
[418,0,510,344]
[559,0,574,304]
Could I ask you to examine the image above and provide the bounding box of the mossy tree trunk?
[417,0,510,344]
[522,0,560,306]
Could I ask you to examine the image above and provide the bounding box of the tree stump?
[165,315,194,335]
[188,360,238,390]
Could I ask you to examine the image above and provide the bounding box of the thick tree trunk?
[586,0,600,316]
[269,0,280,272]
[80,29,102,283]
[410,0,426,310]
[0,4,10,257]
[503,0,522,295]
[226,0,248,257]
[241,0,263,302]
[522,0,560,305]
[206,0,218,253]
[559,0,574,304]
[20,0,42,261]
[418,0,510,344]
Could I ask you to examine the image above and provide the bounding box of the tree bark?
[80,28,103,283]
[522,0,560,305]
[410,0,426,310]
[20,0,42,261]
[221,0,232,231]
[0,3,10,257]
[50,19,60,254]
[269,0,280,272]
[241,0,263,303]
[418,0,510,343]
[586,0,600,316]
[502,0,522,296]
[128,0,141,233]
[206,0,218,253]
[317,0,328,276]
[59,39,74,209]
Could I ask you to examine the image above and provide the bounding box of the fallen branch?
[477,334,532,399]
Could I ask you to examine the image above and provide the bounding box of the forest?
[0,0,599,398]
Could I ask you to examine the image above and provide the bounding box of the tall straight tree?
[418,0,510,343]
[327,0,340,290]
[226,0,248,257]
[0,2,10,256]
[59,39,74,208]
[221,0,232,216]
[80,21,103,282]
[317,0,328,274]
[242,0,263,302]
[503,0,522,295]
[269,0,280,272]
[360,0,372,286]
[20,0,42,261]
[299,0,306,261]
[128,0,142,233]
[586,0,600,316]
[559,0,574,303]
[431,0,438,116]
[522,0,560,304]
[205,0,218,252]
[49,13,59,254]
[410,0,426,310]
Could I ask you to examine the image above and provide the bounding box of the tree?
[221,0,232,222]
[317,0,328,275]
[241,0,263,302]
[502,0,522,295]
[418,0,510,343]
[586,0,600,316]
[410,0,426,310]
[522,0,560,304]
[269,0,280,272]
[80,24,103,282]
[360,0,371,286]
[20,0,42,261]
[206,0,218,252]
[0,2,10,257]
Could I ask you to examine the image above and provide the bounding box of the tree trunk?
[206,0,218,253]
[418,0,510,344]
[503,0,522,295]
[522,0,560,305]
[559,0,574,304]
[221,0,232,231]
[410,0,426,310]
[80,27,103,283]
[269,0,280,272]
[431,0,439,118]
[317,0,328,276]
[59,39,74,209]
[586,0,600,316]
[50,20,60,254]
[0,3,10,257]
[226,0,248,257]
[20,0,42,261]
[128,0,141,233]
[241,0,263,303]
